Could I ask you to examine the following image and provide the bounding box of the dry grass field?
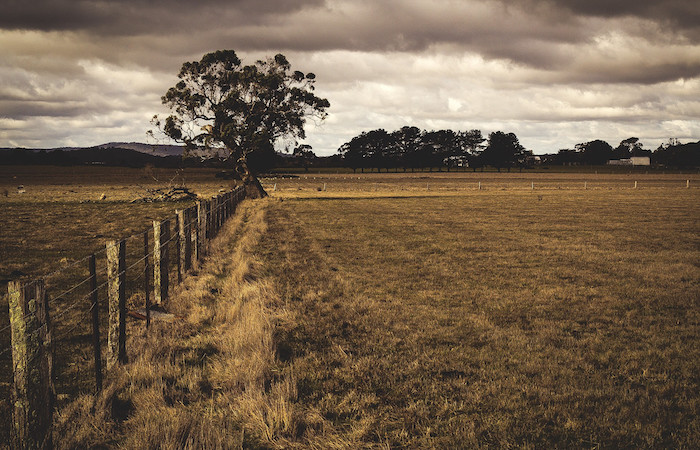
[0,165,234,446]
[2,167,699,447]
[261,187,699,447]
[258,171,698,205]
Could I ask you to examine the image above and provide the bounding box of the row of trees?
[336,127,531,172]
[552,138,699,167]
[334,129,699,172]
[553,138,649,165]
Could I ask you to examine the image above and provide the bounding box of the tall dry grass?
[52,198,302,448]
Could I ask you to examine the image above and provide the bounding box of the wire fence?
[261,176,698,194]
[0,186,246,446]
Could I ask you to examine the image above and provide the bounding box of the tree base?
[244,176,268,199]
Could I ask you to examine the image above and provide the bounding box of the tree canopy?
[155,49,330,193]
[337,127,495,172]
[481,131,528,171]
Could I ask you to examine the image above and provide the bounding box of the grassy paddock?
[0,165,235,446]
[261,171,699,198]
[2,168,699,447]
[260,187,699,447]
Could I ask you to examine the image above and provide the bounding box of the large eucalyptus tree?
[155,50,330,197]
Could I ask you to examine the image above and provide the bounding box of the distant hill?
[94,142,184,157]
[0,143,229,168]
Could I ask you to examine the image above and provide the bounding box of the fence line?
[2,185,247,446]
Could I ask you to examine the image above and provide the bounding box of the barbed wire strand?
[2,190,243,336]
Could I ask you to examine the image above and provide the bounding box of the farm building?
[607,156,651,166]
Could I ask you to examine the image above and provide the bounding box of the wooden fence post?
[190,206,198,269]
[106,239,127,368]
[186,208,193,270]
[212,196,219,237]
[153,219,169,305]
[176,209,187,279]
[175,212,182,283]
[206,199,213,240]
[220,194,225,224]
[216,194,225,230]
[143,231,151,328]
[89,255,103,392]
[216,196,220,230]
[197,201,206,258]
[8,279,54,449]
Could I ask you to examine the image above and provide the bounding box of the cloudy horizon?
[1,0,699,155]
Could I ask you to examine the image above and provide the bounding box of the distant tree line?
[552,138,700,168]
[329,129,699,172]
[335,127,532,173]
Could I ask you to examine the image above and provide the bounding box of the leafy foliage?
[481,131,528,171]
[156,50,330,172]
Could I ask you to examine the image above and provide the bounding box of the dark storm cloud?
[1,0,698,151]
[2,0,698,84]
[0,0,325,34]
[535,0,700,31]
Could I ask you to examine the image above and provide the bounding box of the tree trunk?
[235,156,267,198]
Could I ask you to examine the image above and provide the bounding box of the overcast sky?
[1,0,699,155]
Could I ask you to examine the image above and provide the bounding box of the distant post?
[106,239,127,368]
[8,279,54,450]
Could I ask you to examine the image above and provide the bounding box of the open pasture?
[261,184,700,447]
[0,167,699,447]
[0,165,233,446]
[261,170,699,198]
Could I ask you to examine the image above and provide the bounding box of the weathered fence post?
[176,209,189,279]
[218,194,224,229]
[215,195,221,234]
[106,239,127,368]
[197,200,206,259]
[175,212,182,283]
[8,279,54,450]
[89,254,103,392]
[212,196,219,237]
[207,199,214,240]
[143,231,151,328]
[221,193,226,223]
[153,219,169,305]
[190,206,198,269]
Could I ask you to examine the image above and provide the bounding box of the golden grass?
[52,198,306,448]
[257,188,700,447]
[4,170,700,447]
[0,166,239,446]
[261,171,700,199]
